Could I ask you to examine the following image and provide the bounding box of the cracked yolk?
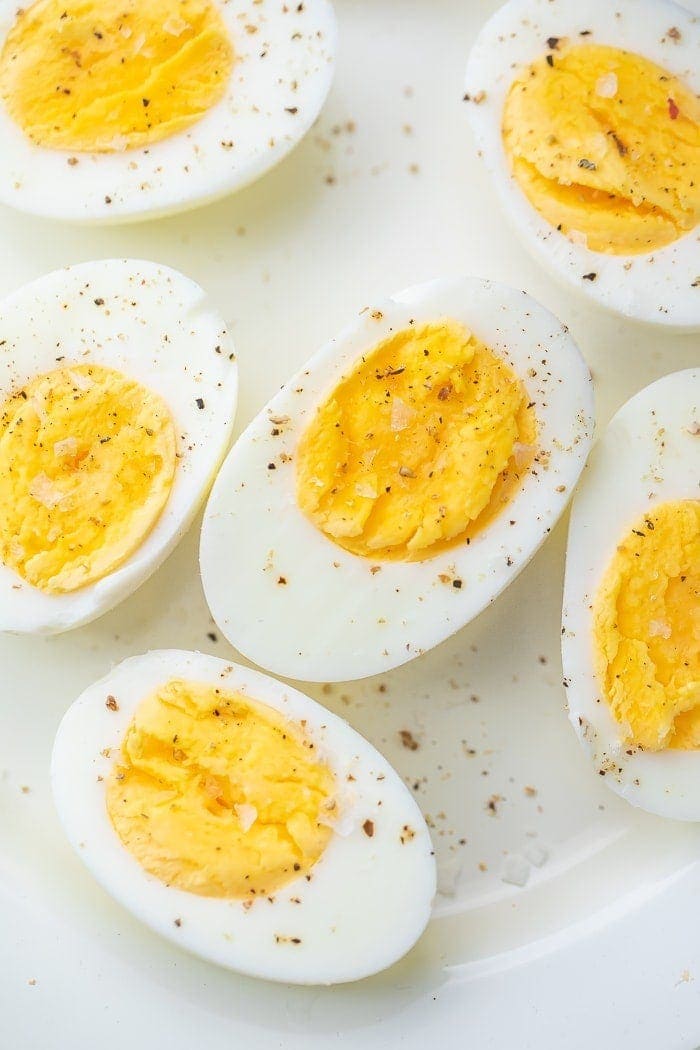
[106,679,336,898]
[296,321,538,561]
[0,0,234,152]
[0,363,176,593]
[502,43,700,254]
[593,500,700,750]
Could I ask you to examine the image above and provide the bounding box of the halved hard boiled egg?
[0,0,337,222]
[200,275,595,682]
[0,259,237,633]
[562,369,700,819]
[465,0,700,328]
[52,649,436,984]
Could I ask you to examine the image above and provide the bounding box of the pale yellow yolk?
[0,363,176,593]
[502,43,700,254]
[593,500,700,751]
[296,321,538,561]
[106,679,336,898]
[0,0,234,152]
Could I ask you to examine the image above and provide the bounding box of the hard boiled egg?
[0,0,336,222]
[465,0,700,329]
[200,275,594,682]
[52,649,436,984]
[562,369,699,820]
[0,259,237,633]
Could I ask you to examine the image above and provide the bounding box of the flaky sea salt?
[234,803,258,832]
[525,843,549,868]
[29,473,64,509]
[502,854,530,887]
[390,396,414,431]
[53,436,78,458]
[595,72,618,98]
[355,479,378,499]
[163,16,191,36]
[649,619,672,640]
[512,441,536,468]
[437,856,463,898]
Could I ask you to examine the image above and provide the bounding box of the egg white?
[562,369,700,819]
[200,275,595,682]
[464,0,700,329]
[0,0,337,223]
[51,649,436,984]
[0,259,237,633]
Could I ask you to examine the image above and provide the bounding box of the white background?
[1,1,700,1047]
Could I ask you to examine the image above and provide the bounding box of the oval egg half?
[200,275,595,682]
[0,0,336,222]
[51,649,437,984]
[563,369,700,819]
[464,0,700,329]
[0,258,237,633]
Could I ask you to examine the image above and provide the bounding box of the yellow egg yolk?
[502,43,700,254]
[296,321,538,561]
[106,679,336,898]
[593,500,700,751]
[0,363,176,593]
[0,0,234,152]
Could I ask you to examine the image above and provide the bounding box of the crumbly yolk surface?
[296,321,537,561]
[106,679,336,898]
[0,363,176,594]
[0,0,234,152]
[502,43,700,254]
[593,500,700,751]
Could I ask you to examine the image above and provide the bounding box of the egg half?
[465,0,700,329]
[562,369,700,820]
[0,0,336,222]
[200,275,595,682]
[51,649,437,984]
[0,259,237,633]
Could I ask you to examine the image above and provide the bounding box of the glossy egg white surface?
[51,649,437,985]
[200,275,595,682]
[562,369,700,819]
[0,0,337,224]
[0,259,237,634]
[464,0,700,329]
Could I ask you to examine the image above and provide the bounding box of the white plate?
[1,1,699,1047]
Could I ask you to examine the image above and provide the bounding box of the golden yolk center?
[106,679,336,899]
[593,500,700,751]
[0,363,176,594]
[502,43,700,254]
[0,0,234,152]
[296,321,538,561]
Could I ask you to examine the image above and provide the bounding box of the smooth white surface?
[1,0,699,1047]
[201,275,593,681]
[52,649,436,984]
[0,0,337,222]
[563,370,700,820]
[464,0,700,329]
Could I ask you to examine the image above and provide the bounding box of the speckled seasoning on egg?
[0,0,337,222]
[51,649,437,984]
[0,259,237,633]
[465,0,700,328]
[563,369,700,819]
[200,275,594,682]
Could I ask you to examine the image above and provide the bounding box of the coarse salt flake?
[29,473,64,509]
[596,73,618,98]
[234,803,258,832]
[390,396,414,432]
